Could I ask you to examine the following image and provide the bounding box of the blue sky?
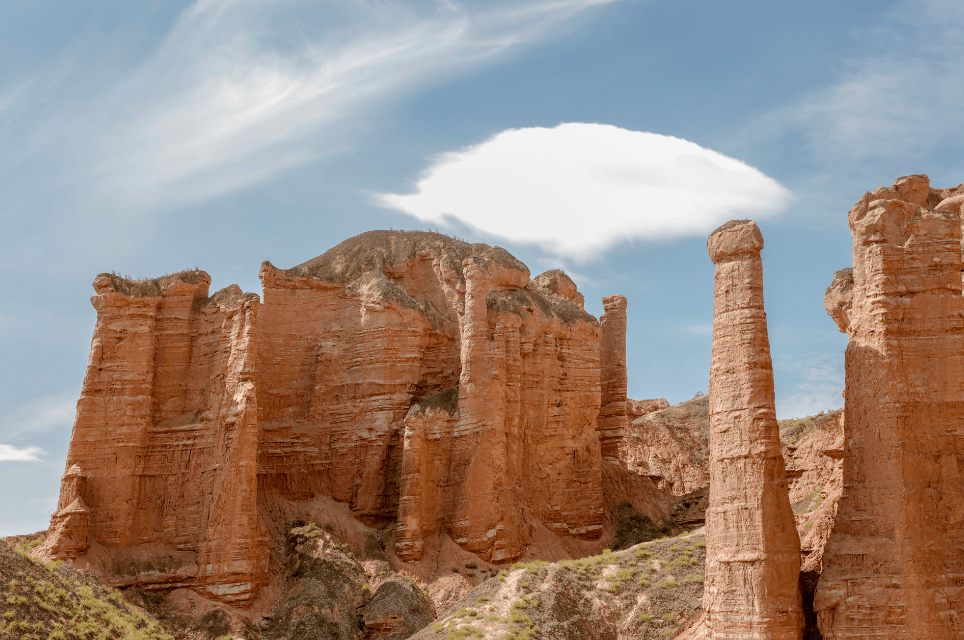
[1,0,962,535]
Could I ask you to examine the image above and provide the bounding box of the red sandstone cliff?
[42,231,673,612]
[39,273,268,605]
[815,176,964,638]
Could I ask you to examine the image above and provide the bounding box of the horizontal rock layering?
[705,220,802,639]
[44,231,660,606]
[816,176,964,639]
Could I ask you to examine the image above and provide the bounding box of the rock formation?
[532,269,585,308]
[598,294,628,460]
[815,176,964,638]
[704,220,802,639]
[620,395,709,496]
[39,464,91,560]
[46,231,670,609]
[41,271,267,605]
[626,397,670,420]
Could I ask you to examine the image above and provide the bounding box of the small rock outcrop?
[626,398,670,420]
[705,220,802,638]
[598,294,629,460]
[816,176,964,638]
[39,464,91,561]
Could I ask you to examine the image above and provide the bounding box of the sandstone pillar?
[704,220,802,639]
[598,294,628,460]
[815,193,964,638]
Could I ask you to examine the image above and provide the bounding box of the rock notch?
[705,220,802,639]
[815,176,964,638]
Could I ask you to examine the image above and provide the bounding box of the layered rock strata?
[815,176,964,638]
[705,220,802,639]
[598,294,629,460]
[43,272,267,605]
[49,231,640,607]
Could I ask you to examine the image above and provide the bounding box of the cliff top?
[285,230,528,284]
[94,270,210,298]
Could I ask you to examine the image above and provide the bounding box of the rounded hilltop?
[282,229,529,285]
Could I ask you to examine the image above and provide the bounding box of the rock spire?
[704,220,802,639]
[598,294,629,460]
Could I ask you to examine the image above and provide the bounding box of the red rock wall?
[45,273,268,605]
[815,177,964,638]
[46,231,655,606]
[705,220,802,639]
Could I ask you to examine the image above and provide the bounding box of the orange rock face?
[598,294,628,460]
[42,272,267,605]
[620,395,709,496]
[704,220,802,639]
[48,232,634,606]
[815,176,964,638]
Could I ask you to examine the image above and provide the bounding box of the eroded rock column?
[815,187,964,638]
[598,294,628,460]
[705,220,802,640]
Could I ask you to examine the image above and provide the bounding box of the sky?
[1,0,963,535]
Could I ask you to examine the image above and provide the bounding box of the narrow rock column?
[704,220,802,640]
[598,294,628,460]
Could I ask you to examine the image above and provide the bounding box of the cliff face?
[39,272,268,605]
[620,395,709,497]
[815,176,964,639]
[256,232,606,565]
[704,220,802,639]
[46,231,655,609]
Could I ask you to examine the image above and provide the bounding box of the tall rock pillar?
[705,220,802,639]
[598,294,628,460]
[815,185,964,638]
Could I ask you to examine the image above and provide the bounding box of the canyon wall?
[40,272,268,605]
[45,231,664,607]
[704,220,802,639]
[815,176,964,638]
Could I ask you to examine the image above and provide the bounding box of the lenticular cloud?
[376,123,791,259]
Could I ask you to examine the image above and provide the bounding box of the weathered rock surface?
[598,294,629,460]
[40,271,267,606]
[46,231,679,611]
[411,530,708,640]
[705,220,802,638]
[780,411,844,575]
[620,395,709,496]
[626,398,670,420]
[532,269,585,308]
[816,176,964,639]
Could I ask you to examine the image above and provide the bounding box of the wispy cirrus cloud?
[0,445,45,463]
[1,0,621,213]
[751,0,964,175]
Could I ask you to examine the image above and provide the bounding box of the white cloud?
[684,324,712,336]
[774,352,845,420]
[0,445,44,463]
[0,393,78,439]
[1,0,621,211]
[753,0,964,173]
[376,123,792,258]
